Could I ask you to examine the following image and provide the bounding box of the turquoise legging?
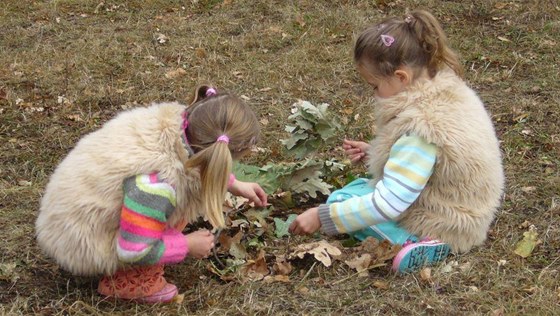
[326,178,418,245]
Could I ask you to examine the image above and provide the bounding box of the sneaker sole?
[392,241,450,273]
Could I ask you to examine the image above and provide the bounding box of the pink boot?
[98,265,178,303]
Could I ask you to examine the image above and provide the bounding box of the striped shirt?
[116,173,188,265]
[318,135,437,235]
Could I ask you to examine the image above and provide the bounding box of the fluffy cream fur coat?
[36,102,202,276]
[367,69,504,253]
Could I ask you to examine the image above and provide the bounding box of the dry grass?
[1,0,559,315]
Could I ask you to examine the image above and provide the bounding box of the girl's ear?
[394,68,412,85]
[189,85,211,105]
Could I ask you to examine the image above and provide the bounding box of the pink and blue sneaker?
[392,239,451,273]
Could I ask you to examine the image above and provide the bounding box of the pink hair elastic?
[206,88,217,97]
[381,34,395,47]
[216,135,229,144]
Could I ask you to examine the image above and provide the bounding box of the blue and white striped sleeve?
[318,135,437,235]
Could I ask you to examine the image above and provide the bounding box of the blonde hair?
[183,85,259,228]
[354,9,463,79]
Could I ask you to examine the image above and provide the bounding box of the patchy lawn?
[1,0,559,315]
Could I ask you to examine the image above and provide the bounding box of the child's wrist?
[228,173,236,188]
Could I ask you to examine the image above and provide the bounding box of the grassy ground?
[1,0,559,315]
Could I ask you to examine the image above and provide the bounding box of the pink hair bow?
[381,34,395,47]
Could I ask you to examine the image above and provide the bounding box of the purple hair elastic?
[381,34,395,47]
[216,135,229,144]
[206,88,217,97]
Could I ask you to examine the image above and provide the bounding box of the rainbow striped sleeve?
[319,135,437,234]
[116,173,188,265]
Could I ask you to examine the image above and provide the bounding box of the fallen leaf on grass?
[0,262,19,283]
[372,280,390,290]
[514,226,539,258]
[241,249,269,281]
[155,33,169,44]
[164,68,187,79]
[195,47,206,59]
[492,307,506,316]
[172,293,185,304]
[344,254,372,277]
[297,286,310,294]
[273,255,293,275]
[289,240,341,267]
[17,180,32,186]
[65,114,82,122]
[263,275,290,283]
[494,2,508,9]
[224,231,247,260]
[356,238,402,262]
[420,267,432,282]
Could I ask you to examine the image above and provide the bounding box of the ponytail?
[183,86,259,229]
[184,141,231,228]
[406,10,463,77]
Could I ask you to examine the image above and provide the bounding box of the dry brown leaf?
[17,180,32,186]
[229,231,247,259]
[273,255,293,275]
[344,254,372,277]
[372,280,390,290]
[172,293,185,304]
[494,2,508,9]
[420,267,432,282]
[65,114,82,122]
[492,307,505,316]
[263,275,290,283]
[289,240,341,267]
[241,249,269,281]
[217,231,233,252]
[164,68,187,79]
[297,286,310,294]
[195,47,207,59]
[155,33,169,44]
[295,14,306,27]
[355,238,402,262]
[521,186,536,193]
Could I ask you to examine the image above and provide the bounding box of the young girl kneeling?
[290,10,504,273]
[36,86,267,302]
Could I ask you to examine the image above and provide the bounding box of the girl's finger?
[346,148,362,155]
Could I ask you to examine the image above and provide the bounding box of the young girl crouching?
[36,86,267,303]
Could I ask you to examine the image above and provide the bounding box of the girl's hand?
[343,139,371,164]
[289,207,321,235]
[185,229,215,259]
[228,179,268,207]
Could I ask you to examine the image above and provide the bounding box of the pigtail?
[183,141,231,228]
[183,88,259,229]
[187,84,216,106]
[408,10,464,78]
[203,141,232,228]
